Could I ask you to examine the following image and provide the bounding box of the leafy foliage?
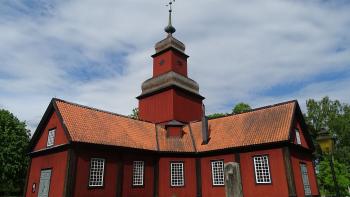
[207,102,252,119]
[207,113,226,119]
[0,109,30,195]
[232,102,251,114]
[129,107,139,119]
[318,157,350,196]
[305,97,350,196]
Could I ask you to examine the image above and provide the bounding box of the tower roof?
[138,71,202,99]
[154,34,186,54]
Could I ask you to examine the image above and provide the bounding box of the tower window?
[89,158,105,187]
[46,129,55,147]
[132,161,144,186]
[170,162,184,187]
[159,59,165,65]
[211,160,224,186]
[253,155,271,183]
[295,128,301,145]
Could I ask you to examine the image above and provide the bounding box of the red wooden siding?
[139,89,202,123]
[158,157,197,197]
[122,154,155,197]
[290,149,319,197]
[167,126,183,137]
[153,50,188,77]
[173,89,203,122]
[240,148,289,197]
[200,154,235,197]
[73,149,119,197]
[33,111,69,151]
[25,151,69,197]
[139,89,174,123]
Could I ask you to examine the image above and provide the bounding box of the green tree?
[305,97,350,165]
[318,157,350,196]
[0,109,30,195]
[305,97,350,195]
[207,103,252,119]
[305,97,342,132]
[207,113,226,119]
[232,102,251,114]
[129,107,139,119]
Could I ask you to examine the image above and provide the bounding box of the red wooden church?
[25,7,320,197]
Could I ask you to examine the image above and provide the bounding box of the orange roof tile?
[191,101,295,152]
[53,99,296,153]
[55,99,158,151]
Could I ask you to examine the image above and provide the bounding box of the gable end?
[29,98,71,152]
[288,101,315,151]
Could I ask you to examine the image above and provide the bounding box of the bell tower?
[137,1,204,124]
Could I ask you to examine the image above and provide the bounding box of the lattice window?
[170,162,184,187]
[133,161,144,186]
[89,158,105,187]
[46,129,55,147]
[300,163,312,195]
[211,160,224,185]
[253,155,271,183]
[296,128,301,145]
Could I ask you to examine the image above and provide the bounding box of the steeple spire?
[137,1,204,124]
[165,0,176,34]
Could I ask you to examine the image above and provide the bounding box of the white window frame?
[253,155,272,184]
[46,128,56,147]
[132,161,144,186]
[211,160,224,186]
[170,162,184,187]
[295,128,301,145]
[88,158,105,187]
[300,163,312,195]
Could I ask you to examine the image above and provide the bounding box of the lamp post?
[316,128,340,197]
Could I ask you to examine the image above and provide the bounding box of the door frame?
[38,168,53,197]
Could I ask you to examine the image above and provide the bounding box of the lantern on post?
[316,128,335,154]
[316,128,340,197]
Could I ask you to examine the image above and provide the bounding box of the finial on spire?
[165,0,176,34]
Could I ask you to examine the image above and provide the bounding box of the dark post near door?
[316,128,340,197]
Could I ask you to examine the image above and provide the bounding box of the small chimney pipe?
[202,104,209,144]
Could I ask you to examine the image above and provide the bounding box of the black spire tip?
[165,25,176,34]
[165,0,176,34]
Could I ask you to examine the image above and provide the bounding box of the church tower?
[137,2,204,124]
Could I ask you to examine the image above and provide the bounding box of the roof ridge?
[205,99,298,121]
[52,98,155,124]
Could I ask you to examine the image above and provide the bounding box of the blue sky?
[0,0,350,132]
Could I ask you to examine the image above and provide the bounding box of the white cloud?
[0,0,350,133]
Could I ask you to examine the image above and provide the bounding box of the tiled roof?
[53,99,296,153]
[55,99,158,151]
[191,101,295,152]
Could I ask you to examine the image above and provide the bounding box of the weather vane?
[164,0,176,34]
[166,0,175,12]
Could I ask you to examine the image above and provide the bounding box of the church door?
[38,169,52,197]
